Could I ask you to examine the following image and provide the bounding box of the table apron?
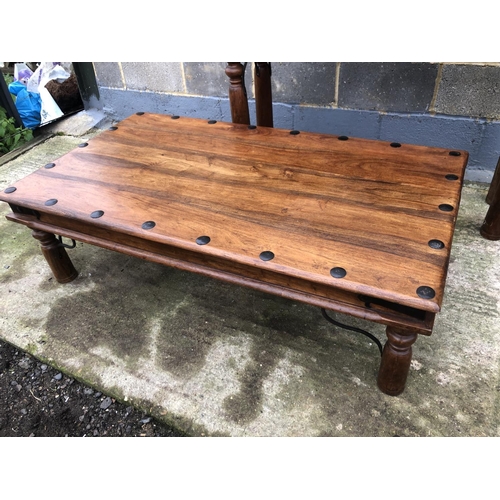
[6,211,435,335]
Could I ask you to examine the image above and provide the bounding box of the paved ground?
[1,112,499,436]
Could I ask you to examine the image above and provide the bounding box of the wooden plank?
[0,113,468,313]
[1,172,453,311]
[117,114,466,175]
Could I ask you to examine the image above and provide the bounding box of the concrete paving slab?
[0,131,499,436]
[42,109,111,137]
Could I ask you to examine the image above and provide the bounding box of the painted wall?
[91,62,500,181]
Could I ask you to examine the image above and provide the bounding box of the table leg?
[377,326,418,396]
[225,63,250,125]
[486,157,500,205]
[32,229,78,283]
[480,196,500,240]
[254,62,273,128]
[480,159,500,240]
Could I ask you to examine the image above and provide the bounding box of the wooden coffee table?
[0,113,468,395]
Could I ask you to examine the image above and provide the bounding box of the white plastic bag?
[39,87,64,124]
[26,62,71,125]
[14,63,33,85]
[27,62,70,93]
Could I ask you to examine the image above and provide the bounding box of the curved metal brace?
[321,308,383,356]
[57,235,77,249]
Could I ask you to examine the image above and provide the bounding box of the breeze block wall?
[90,62,500,182]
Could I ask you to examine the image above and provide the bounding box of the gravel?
[0,338,184,437]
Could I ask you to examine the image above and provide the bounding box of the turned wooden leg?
[480,196,500,240]
[254,62,273,128]
[32,230,78,283]
[225,63,250,125]
[486,157,500,205]
[481,159,500,240]
[377,326,418,396]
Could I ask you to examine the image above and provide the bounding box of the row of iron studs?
[3,115,463,301]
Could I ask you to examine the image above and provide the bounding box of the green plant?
[0,106,33,155]
[3,73,16,103]
[3,73,14,86]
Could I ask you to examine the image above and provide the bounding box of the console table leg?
[377,326,418,396]
[225,63,250,125]
[481,159,500,240]
[486,157,500,205]
[254,62,273,128]
[32,230,78,283]
[480,197,500,240]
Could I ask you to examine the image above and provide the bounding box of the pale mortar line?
[334,62,341,108]
[117,62,127,89]
[180,63,187,94]
[429,63,443,113]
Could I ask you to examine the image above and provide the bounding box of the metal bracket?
[321,308,383,355]
[358,294,426,321]
[57,235,77,249]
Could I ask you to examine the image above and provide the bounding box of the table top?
[0,113,468,313]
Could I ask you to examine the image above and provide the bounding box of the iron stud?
[439,204,454,212]
[330,267,347,278]
[428,239,445,249]
[259,251,274,261]
[196,236,211,245]
[417,286,436,299]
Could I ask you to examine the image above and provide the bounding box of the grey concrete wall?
[90,62,500,181]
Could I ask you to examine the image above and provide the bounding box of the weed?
[0,105,33,155]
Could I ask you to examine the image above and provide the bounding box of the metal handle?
[57,235,77,249]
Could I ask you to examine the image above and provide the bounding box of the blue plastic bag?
[8,81,42,129]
